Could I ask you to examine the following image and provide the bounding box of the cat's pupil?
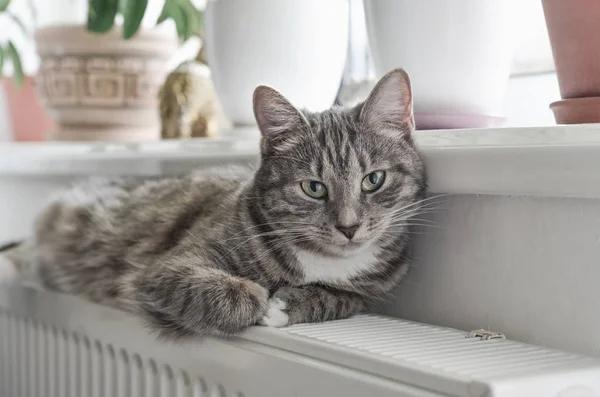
[310,181,321,192]
[369,173,380,184]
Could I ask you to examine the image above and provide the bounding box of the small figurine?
[159,43,226,139]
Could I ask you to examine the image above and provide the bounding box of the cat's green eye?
[362,171,386,192]
[301,180,327,199]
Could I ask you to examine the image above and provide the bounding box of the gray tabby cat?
[1,69,427,339]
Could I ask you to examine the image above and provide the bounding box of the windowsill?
[1,124,600,199]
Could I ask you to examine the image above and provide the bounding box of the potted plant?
[31,0,203,141]
[542,0,600,124]
[204,0,349,126]
[363,0,516,130]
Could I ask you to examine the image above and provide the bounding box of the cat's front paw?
[259,297,289,327]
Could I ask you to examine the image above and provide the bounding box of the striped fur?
[4,69,427,339]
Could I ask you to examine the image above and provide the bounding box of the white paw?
[259,298,289,328]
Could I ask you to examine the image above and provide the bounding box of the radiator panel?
[1,285,600,397]
[0,311,207,397]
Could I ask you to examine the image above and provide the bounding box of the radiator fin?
[282,315,595,379]
[0,310,205,397]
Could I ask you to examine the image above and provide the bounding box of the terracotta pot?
[542,0,600,99]
[3,76,56,141]
[550,97,600,124]
[34,25,178,142]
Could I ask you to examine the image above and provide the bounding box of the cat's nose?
[336,224,360,240]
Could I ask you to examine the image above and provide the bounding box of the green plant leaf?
[87,0,119,34]
[164,1,187,41]
[172,3,188,40]
[155,1,201,41]
[7,12,29,37]
[0,0,10,12]
[7,41,24,88]
[156,1,185,40]
[121,0,148,39]
[156,1,169,24]
[180,0,203,40]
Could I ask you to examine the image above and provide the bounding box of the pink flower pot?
[3,76,56,141]
[550,97,600,124]
[542,0,600,123]
[542,0,600,99]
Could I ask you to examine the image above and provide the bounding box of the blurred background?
[0,0,560,142]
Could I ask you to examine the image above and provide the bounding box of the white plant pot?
[204,0,349,126]
[364,0,516,129]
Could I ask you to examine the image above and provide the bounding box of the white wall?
[503,73,560,127]
[376,194,600,357]
[511,0,554,75]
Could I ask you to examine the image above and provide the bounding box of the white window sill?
[1,124,600,199]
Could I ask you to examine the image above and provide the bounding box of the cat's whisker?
[184,230,206,258]
[225,231,286,255]
[384,212,444,223]
[387,221,444,228]
[386,219,444,228]
[387,199,448,215]
[383,211,443,226]
[387,219,440,228]
[406,217,439,224]
[220,221,312,242]
[386,205,447,222]
[253,236,315,263]
[387,206,447,222]
[225,228,309,256]
[387,194,449,215]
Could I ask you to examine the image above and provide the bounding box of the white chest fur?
[295,246,381,284]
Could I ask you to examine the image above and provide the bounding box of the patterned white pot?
[204,0,349,126]
[34,25,178,141]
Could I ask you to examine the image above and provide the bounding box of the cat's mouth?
[342,240,364,251]
[319,239,373,257]
[292,233,374,257]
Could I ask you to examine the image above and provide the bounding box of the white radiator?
[1,285,599,397]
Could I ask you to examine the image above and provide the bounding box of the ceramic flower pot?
[550,97,600,125]
[363,0,516,129]
[542,0,600,100]
[542,0,600,124]
[204,0,349,126]
[34,25,178,141]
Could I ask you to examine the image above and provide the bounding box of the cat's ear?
[253,85,310,151]
[359,68,414,131]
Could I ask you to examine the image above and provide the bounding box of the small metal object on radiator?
[466,329,506,340]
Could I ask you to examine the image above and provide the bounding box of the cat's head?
[251,69,427,257]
